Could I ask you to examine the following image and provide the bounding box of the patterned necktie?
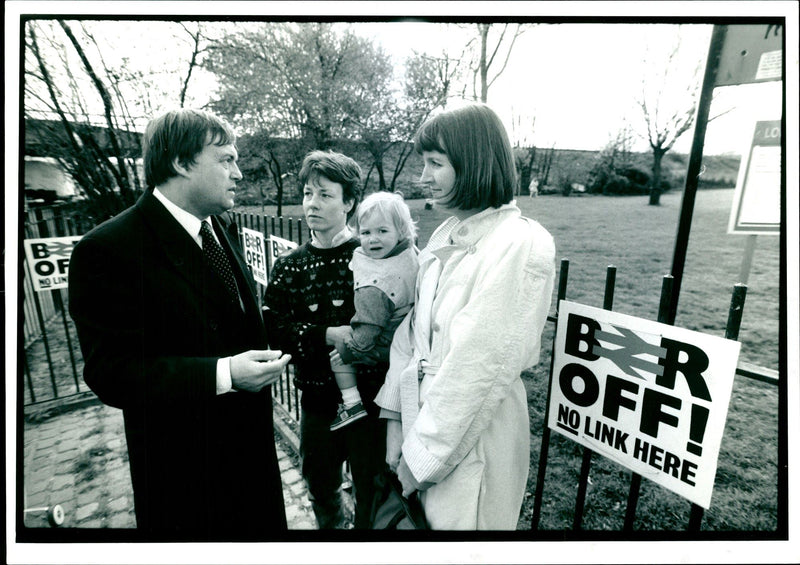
[200,220,240,306]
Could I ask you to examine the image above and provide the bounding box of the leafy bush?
[698,175,736,189]
[588,164,654,195]
[556,172,580,196]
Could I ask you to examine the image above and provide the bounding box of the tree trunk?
[479,24,489,102]
[376,159,387,192]
[264,150,283,217]
[648,147,665,206]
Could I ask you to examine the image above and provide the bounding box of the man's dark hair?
[143,109,236,190]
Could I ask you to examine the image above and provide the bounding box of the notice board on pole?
[715,24,783,87]
[548,301,740,509]
[728,119,782,234]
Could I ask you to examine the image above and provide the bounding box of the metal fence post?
[573,266,617,530]
[23,351,36,404]
[623,274,674,531]
[687,283,748,532]
[531,258,570,530]
[54,288,81,393]
[24,258,58,399]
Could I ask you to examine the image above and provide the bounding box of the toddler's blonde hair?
[354,191,418,244]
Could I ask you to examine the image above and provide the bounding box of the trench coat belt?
[418,359,440,381]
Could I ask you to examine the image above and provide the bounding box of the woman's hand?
[329,349,344,367]
[386,419,403,472]
[396,456,434,497]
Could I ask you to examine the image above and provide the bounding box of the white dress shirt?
[152,188,234,394]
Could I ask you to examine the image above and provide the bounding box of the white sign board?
[241,227,268,286]
[548,301,740,509]
[728,119,782,234]
[267,234,298,272]
[23,236,83,291]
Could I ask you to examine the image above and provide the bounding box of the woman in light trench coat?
[375,103,556,530]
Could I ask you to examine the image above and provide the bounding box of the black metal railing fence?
[21,205,780,531]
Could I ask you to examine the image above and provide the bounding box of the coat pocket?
[420,446,485,529]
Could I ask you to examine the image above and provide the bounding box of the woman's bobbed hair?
[414,103,517,210]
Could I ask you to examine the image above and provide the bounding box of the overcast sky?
[353,20,785,155]
[9,4,790,156]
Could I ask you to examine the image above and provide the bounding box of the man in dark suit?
[68,109,291,540]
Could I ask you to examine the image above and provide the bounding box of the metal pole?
[573,266,617,530]
[625,274,674,531]
[531,258,570,530]
[668,24,728,325]
[54,289,81,392]
[687,283,748,531]
[738,235,758,284]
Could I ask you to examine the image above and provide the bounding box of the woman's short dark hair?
[298,150,363,221]
[143,109,236,190]
[414,103,517,210]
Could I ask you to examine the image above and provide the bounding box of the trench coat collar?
[431,201,521,252]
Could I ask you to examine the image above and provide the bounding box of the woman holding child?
[375,103,557,530]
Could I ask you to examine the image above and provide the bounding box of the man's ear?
[345,199,355,215]
[172,157,192,178]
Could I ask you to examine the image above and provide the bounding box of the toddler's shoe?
[330,401,367,431]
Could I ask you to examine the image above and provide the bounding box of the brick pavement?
[22,400,317,530]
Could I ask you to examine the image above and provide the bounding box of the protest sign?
[23,236,82,291]
[267,234,298,272]
[241,227,268,286]
[548,301,740,508]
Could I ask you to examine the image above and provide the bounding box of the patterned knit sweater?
[263,238,385,415]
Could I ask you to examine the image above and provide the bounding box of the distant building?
[23,118,144,203]
[24,156,76,198]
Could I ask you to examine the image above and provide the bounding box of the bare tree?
[24,20,210,221]
[510,112,538,195]
[177,22,208,108]
[636,28,703,205]
[462,23,527,103]
[387,51,458,191]
[539,144,557,188]
[25,20,142,219]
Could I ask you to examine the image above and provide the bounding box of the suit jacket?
[68,191,286,540]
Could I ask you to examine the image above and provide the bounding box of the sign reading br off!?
[24,236,83,291]
[241,227,268,286]
[548,301,740,508]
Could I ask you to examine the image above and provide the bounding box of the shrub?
[698,176,735,189]
[392,180,428,200]
[556,173,574,197]
[588,164,656,196]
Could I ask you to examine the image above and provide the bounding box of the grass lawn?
[237,188,782,532]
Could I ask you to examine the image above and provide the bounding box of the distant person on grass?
[263,150,387,529]
[375,103,556,529]
[328,191,420,431]
[69,109,290,539]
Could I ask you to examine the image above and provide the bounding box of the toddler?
[329,191,419,430]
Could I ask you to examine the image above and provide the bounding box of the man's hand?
[230,350,291,392]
